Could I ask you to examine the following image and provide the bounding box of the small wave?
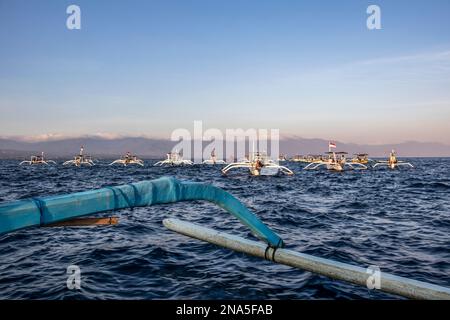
[0,159,449,299]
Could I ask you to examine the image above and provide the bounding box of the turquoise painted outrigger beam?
[0,177,284,248]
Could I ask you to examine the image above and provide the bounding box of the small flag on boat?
[329,141,336,149]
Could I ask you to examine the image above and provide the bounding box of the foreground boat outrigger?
[19,152,56,165]
[373,150,414,169]
[109,152,144,166]
[222,151,294,176]
[63,146,95,167]
[0,177,282,247]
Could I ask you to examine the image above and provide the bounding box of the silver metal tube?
[163,218,450,300]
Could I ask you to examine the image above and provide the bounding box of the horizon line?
[1,133,450,147]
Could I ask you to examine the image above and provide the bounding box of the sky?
[0,0,449,144]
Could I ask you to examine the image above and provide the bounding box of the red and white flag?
[329,141,336,149]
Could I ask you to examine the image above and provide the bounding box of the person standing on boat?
[124,152,130,165]
[389,150,398,165]
[340,154,346,165]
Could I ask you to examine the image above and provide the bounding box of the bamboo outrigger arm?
[109,159,144,166]
[164,218,450,300]
[373,161,414,169]
[202,159,227,165]
[222,162,294,176]
[305,161,367,171]
[19,152,57,165]
[0,177,284,248]
[19,160,56,165]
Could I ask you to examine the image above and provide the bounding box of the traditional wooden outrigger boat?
[292,154,324,163]
[305,141,367,171]
[222,151,294,176]
[290,155,305,162]
[19,152,56,165]
[109,152,144,166]
[351,153,370,164]
[373,150,413,169]
[154,151,193,166]
[309,154,326,163]
[304,151,367,171]
[63,146,95,167]
[202,148,226,165]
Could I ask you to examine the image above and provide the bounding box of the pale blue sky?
[0,0,449,144]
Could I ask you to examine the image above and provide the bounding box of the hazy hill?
[1,137,450,159]
[279,137,450,157]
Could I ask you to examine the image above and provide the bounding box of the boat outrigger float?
[0,177,449,299]
[19,152,56,165]
[0,177,282,247]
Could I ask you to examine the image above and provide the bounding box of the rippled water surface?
[0,158,449,299]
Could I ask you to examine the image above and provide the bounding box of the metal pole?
[163,218,450,300]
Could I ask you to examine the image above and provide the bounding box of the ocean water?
[0,158,449,299]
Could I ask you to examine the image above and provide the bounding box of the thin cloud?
[355,50,450,66]
[0,133,161,142]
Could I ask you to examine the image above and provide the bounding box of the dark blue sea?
[0,158,449,299]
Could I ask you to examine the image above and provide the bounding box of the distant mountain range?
[278,137,450,158]
[1,136,450,159]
